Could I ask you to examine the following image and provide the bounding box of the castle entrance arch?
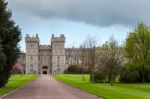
[42,66,48,74]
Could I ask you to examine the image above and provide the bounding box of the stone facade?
[24,34,66,74]
[65,47,81,65]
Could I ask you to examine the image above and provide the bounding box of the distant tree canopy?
[0,0,21,87]
[120,23,150,82]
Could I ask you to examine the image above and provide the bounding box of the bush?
[11,63,24,74]
[93,71,107,83]
[120,67,141,83]
[144,69,150,82]
[64,65,83,74]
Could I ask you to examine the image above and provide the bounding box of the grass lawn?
[0,74,38,96]
[53,74,150,99]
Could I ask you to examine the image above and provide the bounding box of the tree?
[82,35,97,82]
[0,43,6,72]
[11,63,24,74]
[125,23,150,82]
[79,43,87,81]
[0,0,21,87]
[99,36,123,85]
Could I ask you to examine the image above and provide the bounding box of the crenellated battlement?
[25,34,39,42]
[51,34,65,42]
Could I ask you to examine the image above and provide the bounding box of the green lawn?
[53,74,150,99]
[0,74,38,96]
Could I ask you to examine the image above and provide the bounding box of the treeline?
[0,0,21,87]
[65,23,150,85]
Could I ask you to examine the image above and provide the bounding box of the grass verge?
[53,74,150,99]
[0,74,38,96]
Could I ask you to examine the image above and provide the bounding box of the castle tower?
[25,34,39,74]
[51,34,66,74]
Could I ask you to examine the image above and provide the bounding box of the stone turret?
[25,34,39,43]
[25,34,39,74]
[51,34,65,43]
[51,34,66,74]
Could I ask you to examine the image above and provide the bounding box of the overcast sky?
[6,0,150,52]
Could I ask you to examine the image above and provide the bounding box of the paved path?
[2,75,100,99]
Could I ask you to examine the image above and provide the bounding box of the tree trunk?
[142,63,145,83]
[0,72,5,88]
[82,69,85,81]
[90,72,94,82]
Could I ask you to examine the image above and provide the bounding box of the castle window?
[30,68,33,73]
[31,56,33,61]
[30,64,33,67]
[31,44,33,47]
[57,64,60,67]
[77,59,79,64]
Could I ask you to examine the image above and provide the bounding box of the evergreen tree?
[0,0,21,87]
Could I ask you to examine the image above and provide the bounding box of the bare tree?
[81,35,98,82]
[79,43,87,81]
[99,36,123,85]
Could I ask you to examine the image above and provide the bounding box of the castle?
[17,34,80,74]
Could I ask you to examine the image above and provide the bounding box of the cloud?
[7,0,150,27]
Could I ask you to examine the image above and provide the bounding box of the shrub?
[64,65,83,74]
[11,63,24,74]
[93,71,107,83]
[120,67,141,83]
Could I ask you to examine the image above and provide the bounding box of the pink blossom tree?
[11,63,24,74]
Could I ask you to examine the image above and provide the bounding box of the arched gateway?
[42,66,48,74]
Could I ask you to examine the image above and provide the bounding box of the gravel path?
[1,75,100,99]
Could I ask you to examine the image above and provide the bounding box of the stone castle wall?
[18,34,80,74]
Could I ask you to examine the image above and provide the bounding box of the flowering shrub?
[11,63,24,74]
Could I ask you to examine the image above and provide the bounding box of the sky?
[6,0,150,52]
